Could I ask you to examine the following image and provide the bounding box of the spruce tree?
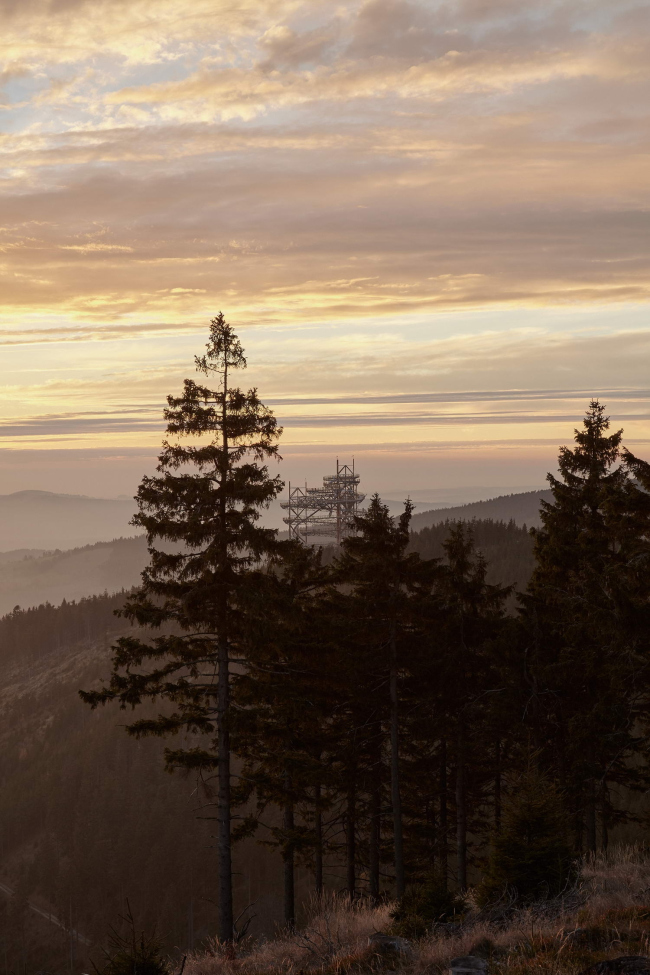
[434,523,511,890]
[523,400,650,850]
[81,314,284,942]
[479,764,571,905]
[335,495,432,898]
[232,543,336,926]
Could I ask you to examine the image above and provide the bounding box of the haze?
[1,0,650,505]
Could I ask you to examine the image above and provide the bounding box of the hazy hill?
[0,536,148,616]
[0,490,137,550]
[0,548,45,564]
[0,595,314,972]
[0,517,541,972]
[409,488,553,531]
[0,488,550,557]
[0,516,538,616]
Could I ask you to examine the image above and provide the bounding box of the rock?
[450,955,489,975]
[368,933,413,956]
[580,957,650,975]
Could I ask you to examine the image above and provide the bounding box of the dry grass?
[185,848,650,975]
[185,894,393,975]
[581,847,650,915]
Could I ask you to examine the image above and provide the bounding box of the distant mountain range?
[0,487,551,555]
[0,486,552,615]
[0,536,147,616]
[0,490,137,551]
[409,488,552,531]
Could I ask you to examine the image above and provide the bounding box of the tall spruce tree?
[232,544,336,926]
[335,495,432,898]
[81,314,284,941]
[523,400,650,850]
[435,523,511,889]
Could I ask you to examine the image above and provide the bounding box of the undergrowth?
[184,847,650,975]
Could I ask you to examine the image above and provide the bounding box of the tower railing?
[280,460,365,545]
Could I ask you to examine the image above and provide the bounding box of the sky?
[0,0,649,502]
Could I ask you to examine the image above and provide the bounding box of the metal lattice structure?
[281,460,366,545]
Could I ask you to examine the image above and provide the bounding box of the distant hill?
[0,510,544,616]
[0,593,317,970]
[409,488,553,531]
[0,548,45,564]
[0,535,148,616]
[0,488,552,552]
[0,490,137,551]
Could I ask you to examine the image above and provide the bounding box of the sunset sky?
[1,0,649,502]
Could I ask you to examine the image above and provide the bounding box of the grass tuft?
[186,847,650,975]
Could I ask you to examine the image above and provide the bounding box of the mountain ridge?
[0,487,549,615]
[409,488,552,530]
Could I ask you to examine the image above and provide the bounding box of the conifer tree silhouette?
[81,314,284,941]
[523,400,650,850]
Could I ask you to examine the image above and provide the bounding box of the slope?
[0,595,316,973]
[409,518,535,593]
[409,488,553,531]
[0,535,148,616]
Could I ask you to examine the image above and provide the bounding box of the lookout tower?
[281,460,365,545]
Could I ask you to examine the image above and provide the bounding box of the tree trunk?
[217,638,233,941]
[439,738,448,889]
[283,788,295,930]
[314,782,323,896]
[456,722,467,891]
[585,779,597,853]
[216,356,233,943]
[346,778,356,898]
[390,618,405,899]
[494,738,501,833]
[585,741,597,853]
[369,730,382,903]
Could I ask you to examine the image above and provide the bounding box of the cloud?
[258,22,341,69]
[106,48,608,122]
[0,0,305,64]
[0,0,649,489]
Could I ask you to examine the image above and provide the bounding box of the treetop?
[195,312,247,376]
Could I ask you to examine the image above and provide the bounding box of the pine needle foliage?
[478,766,572,905]
[81,313,285,941]
[390,876,466,937]
[521,400,650,850]
[335,495,434,898]
[93,907,169,975]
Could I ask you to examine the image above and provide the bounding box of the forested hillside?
[0,516,535,617]
[0,537,148,616]
[409,518,534,592]
[0,515,534,972]
[0,596,316,973]
[409,489,552,531]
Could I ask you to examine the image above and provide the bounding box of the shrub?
[478,766,573,905]
[390,876,467,937]
[94,907,169,975]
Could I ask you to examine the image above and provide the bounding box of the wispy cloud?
[0,0,649,492]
